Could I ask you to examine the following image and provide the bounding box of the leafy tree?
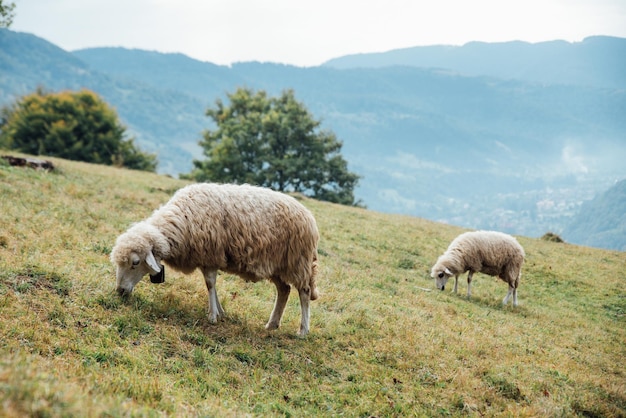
[0,0,15,27]
[0,88,157,171]
[186,88,361,205]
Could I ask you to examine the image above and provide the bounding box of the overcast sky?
[11,0,626,67]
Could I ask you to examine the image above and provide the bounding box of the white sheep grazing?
[110,183,320,336]
[430,230,525,306]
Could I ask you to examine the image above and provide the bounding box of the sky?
[11,0,626,67]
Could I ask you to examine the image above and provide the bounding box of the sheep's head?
[113,250,162,296]
[110,224,165,296]
[430,263,454,291]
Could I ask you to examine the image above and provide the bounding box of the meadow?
[0,154,624,417]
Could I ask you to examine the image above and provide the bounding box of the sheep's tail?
[309,253,319,301]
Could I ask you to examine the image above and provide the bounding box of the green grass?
[1,153,625,417]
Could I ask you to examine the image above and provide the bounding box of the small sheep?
[110,183,320,336]
[430,230,525,306]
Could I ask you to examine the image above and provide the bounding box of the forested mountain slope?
[563,179,626,250]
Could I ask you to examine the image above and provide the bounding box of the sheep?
[430,230,525,306]
[110,183,320,336]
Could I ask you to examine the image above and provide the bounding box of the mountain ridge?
[322,36,626,89]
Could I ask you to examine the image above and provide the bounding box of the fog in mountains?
[1,29,625,249]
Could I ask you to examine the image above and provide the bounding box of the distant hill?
[0,28,89,92]
[0,29,205,174]
[323,36,626,89]
[563,179,626,251]
[1,29,625,244]
[72,47,240,100]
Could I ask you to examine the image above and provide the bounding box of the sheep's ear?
[444,267,453,276]
[145,251,161,275]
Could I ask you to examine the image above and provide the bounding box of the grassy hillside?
[0,154,624,417]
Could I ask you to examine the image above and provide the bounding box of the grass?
[0,153,625,417]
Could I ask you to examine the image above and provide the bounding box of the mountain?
[0,29,205,174]
[323,36,626,89]
[72,47,240,100]
[74,46,626,241]
[1,29,625,245]
[563,179,626,251]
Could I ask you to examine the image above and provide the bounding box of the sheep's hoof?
[208,313,221,324]
[297,328,309,338]
[265,321,280,331]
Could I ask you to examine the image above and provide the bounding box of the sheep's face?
[115,251,162,296]
[431,266,454,291]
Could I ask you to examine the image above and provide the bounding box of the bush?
[541,232,564,243]
[0,88,157,171]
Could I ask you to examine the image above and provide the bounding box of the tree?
[186,88,361,205]
[0,0,15,28]
[0,88,157,171]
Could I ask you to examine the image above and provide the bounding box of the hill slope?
[0,29,206,175]
[0,155,624,416]
[563,179,626,250]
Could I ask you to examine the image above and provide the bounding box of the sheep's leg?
[502,285,515,306]
[502,269,519,306]
[466,271,473,298]
[453,275,459,293]
[512,271,521,306]
[266,279,291,331]
[203,269,224,323]
[215,292,225,316]
[297,287,311,337]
